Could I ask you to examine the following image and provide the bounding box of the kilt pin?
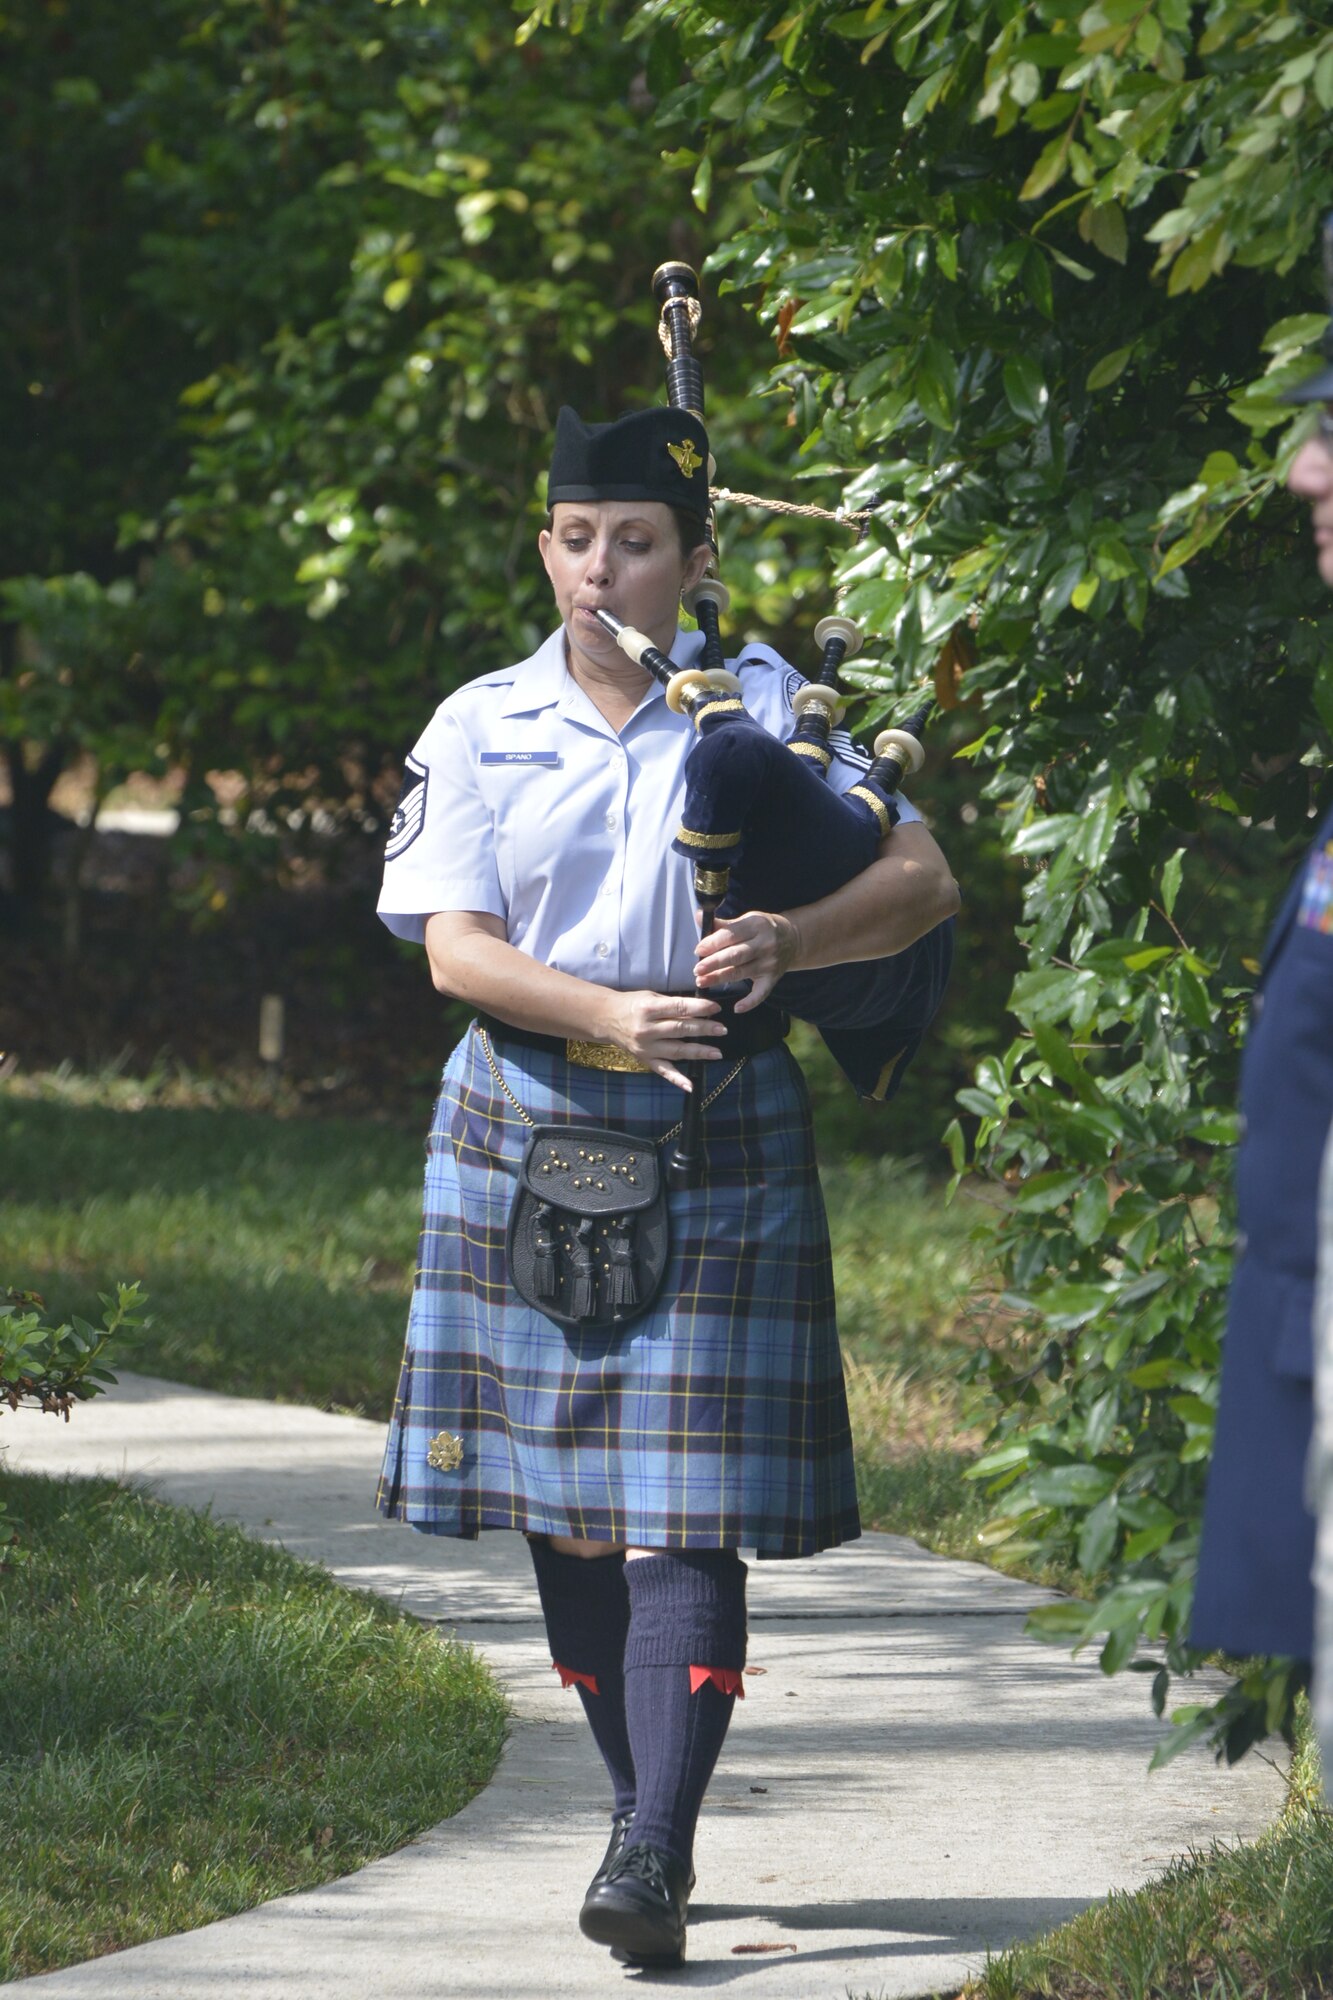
[376,1025,861,1559]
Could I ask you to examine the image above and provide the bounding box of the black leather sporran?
[507,1124,669,1331]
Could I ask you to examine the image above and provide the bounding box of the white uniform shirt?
[378,623,920,992]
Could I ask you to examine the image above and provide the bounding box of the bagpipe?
[605,261,955,1187]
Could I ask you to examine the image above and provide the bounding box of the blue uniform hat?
[546,405,711,519]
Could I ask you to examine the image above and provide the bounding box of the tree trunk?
[61,790,103,966]
[3,739,69,925]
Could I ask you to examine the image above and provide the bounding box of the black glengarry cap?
[1285,211,1333,404]
[546,405,711,519]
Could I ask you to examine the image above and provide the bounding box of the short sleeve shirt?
[378,623,922,993]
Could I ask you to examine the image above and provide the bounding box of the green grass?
[960,1712,1333,2000]
[11,1073,1330,1997]
[820,1151,1003,1558]
[0,1470,508,1982]
[0,1083,1012,1571]
[0,1089,995,1436]
[824,1150,989,1385]
[0,1090,422,1414]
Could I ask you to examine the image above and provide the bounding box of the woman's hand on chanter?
[694,911,800,1011]
[606,990,727,1093]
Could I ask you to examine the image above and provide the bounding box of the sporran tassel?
[532,1203,559,1303]
[605,1218,639,1312]
[568,1218,597,1322]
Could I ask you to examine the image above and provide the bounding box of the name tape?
[479,751,561,766]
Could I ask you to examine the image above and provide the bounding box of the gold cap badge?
[426,1431,465,1473]
[667,439,703,479]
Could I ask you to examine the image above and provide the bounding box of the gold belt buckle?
[565,1038,653,1074]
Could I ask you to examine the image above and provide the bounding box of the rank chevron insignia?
[667,438,703,479]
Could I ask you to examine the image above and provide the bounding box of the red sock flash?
[688,1665,745,1698]
[552,1661,600,1696]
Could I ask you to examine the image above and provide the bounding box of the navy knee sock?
[622,1550,748,1873]
[527,1537,635,1821]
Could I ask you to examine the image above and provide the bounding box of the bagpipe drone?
[598,262,955,1187]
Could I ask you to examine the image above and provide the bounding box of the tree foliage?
[0,2,207,908]
[2,0,807,919]
[10,0,1333,1760]
[0,1281,145,1562]
[524,0,1333,1760]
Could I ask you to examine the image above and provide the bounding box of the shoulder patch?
[1297,842,1333,935]
[831,725,872,770]
[385,753,428,861]
[780,665,873,768]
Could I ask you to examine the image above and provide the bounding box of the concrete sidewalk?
[5,1374,1281,1999]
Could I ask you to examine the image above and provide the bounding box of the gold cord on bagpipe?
[708,487,876,528]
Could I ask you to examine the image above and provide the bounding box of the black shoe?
[579,1841,690,1967]
[584,1811,633,1902]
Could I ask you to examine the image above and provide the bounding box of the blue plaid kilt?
[376,1025,860,1559]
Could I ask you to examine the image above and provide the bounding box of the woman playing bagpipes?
[373,275,959,1966]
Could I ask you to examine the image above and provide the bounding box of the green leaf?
[1081,941,1172,973]
[1085,344,1134,391]
[968,1443,1033,1480]
[1160,847,1184,918]
[1027,1600,1095,1638]
[1148,1709,1215,1770]
[1084,200,1128,264]
[1023,245,1055,317]
[1039,556,1086,625]
[1099,1621,1139,1674]
[1032,1021,1107,1106]
[1048,246,1095,282]
[1003,353,1048,425]
[1072,1177,1111,1246]
[915,336,958,428]
[1011,965,1100,1024]
[1199,450,1240,489]
[1078,1493,1119,1573]
[1020,134,1070,202]
[1027,1462,1117,1507]
[1316,46,1333,107]
[903,65,951,126]
[1032,1283,1114,1329]
[827,7,889,38]
[691,153,713,212]
[1261,312,1329,354]
[1012,812,1079,857]
[1015,1168,1084,1211]
[1123,1522,1174,1560]
[1167,1393,1216,1428]
[1173,960,1212,1030]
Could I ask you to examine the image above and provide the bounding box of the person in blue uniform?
[1191,284,1333,1683]
[1279,294,1333,1798]
[375,403,959,1965]
[1317,1134,1333,1795]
